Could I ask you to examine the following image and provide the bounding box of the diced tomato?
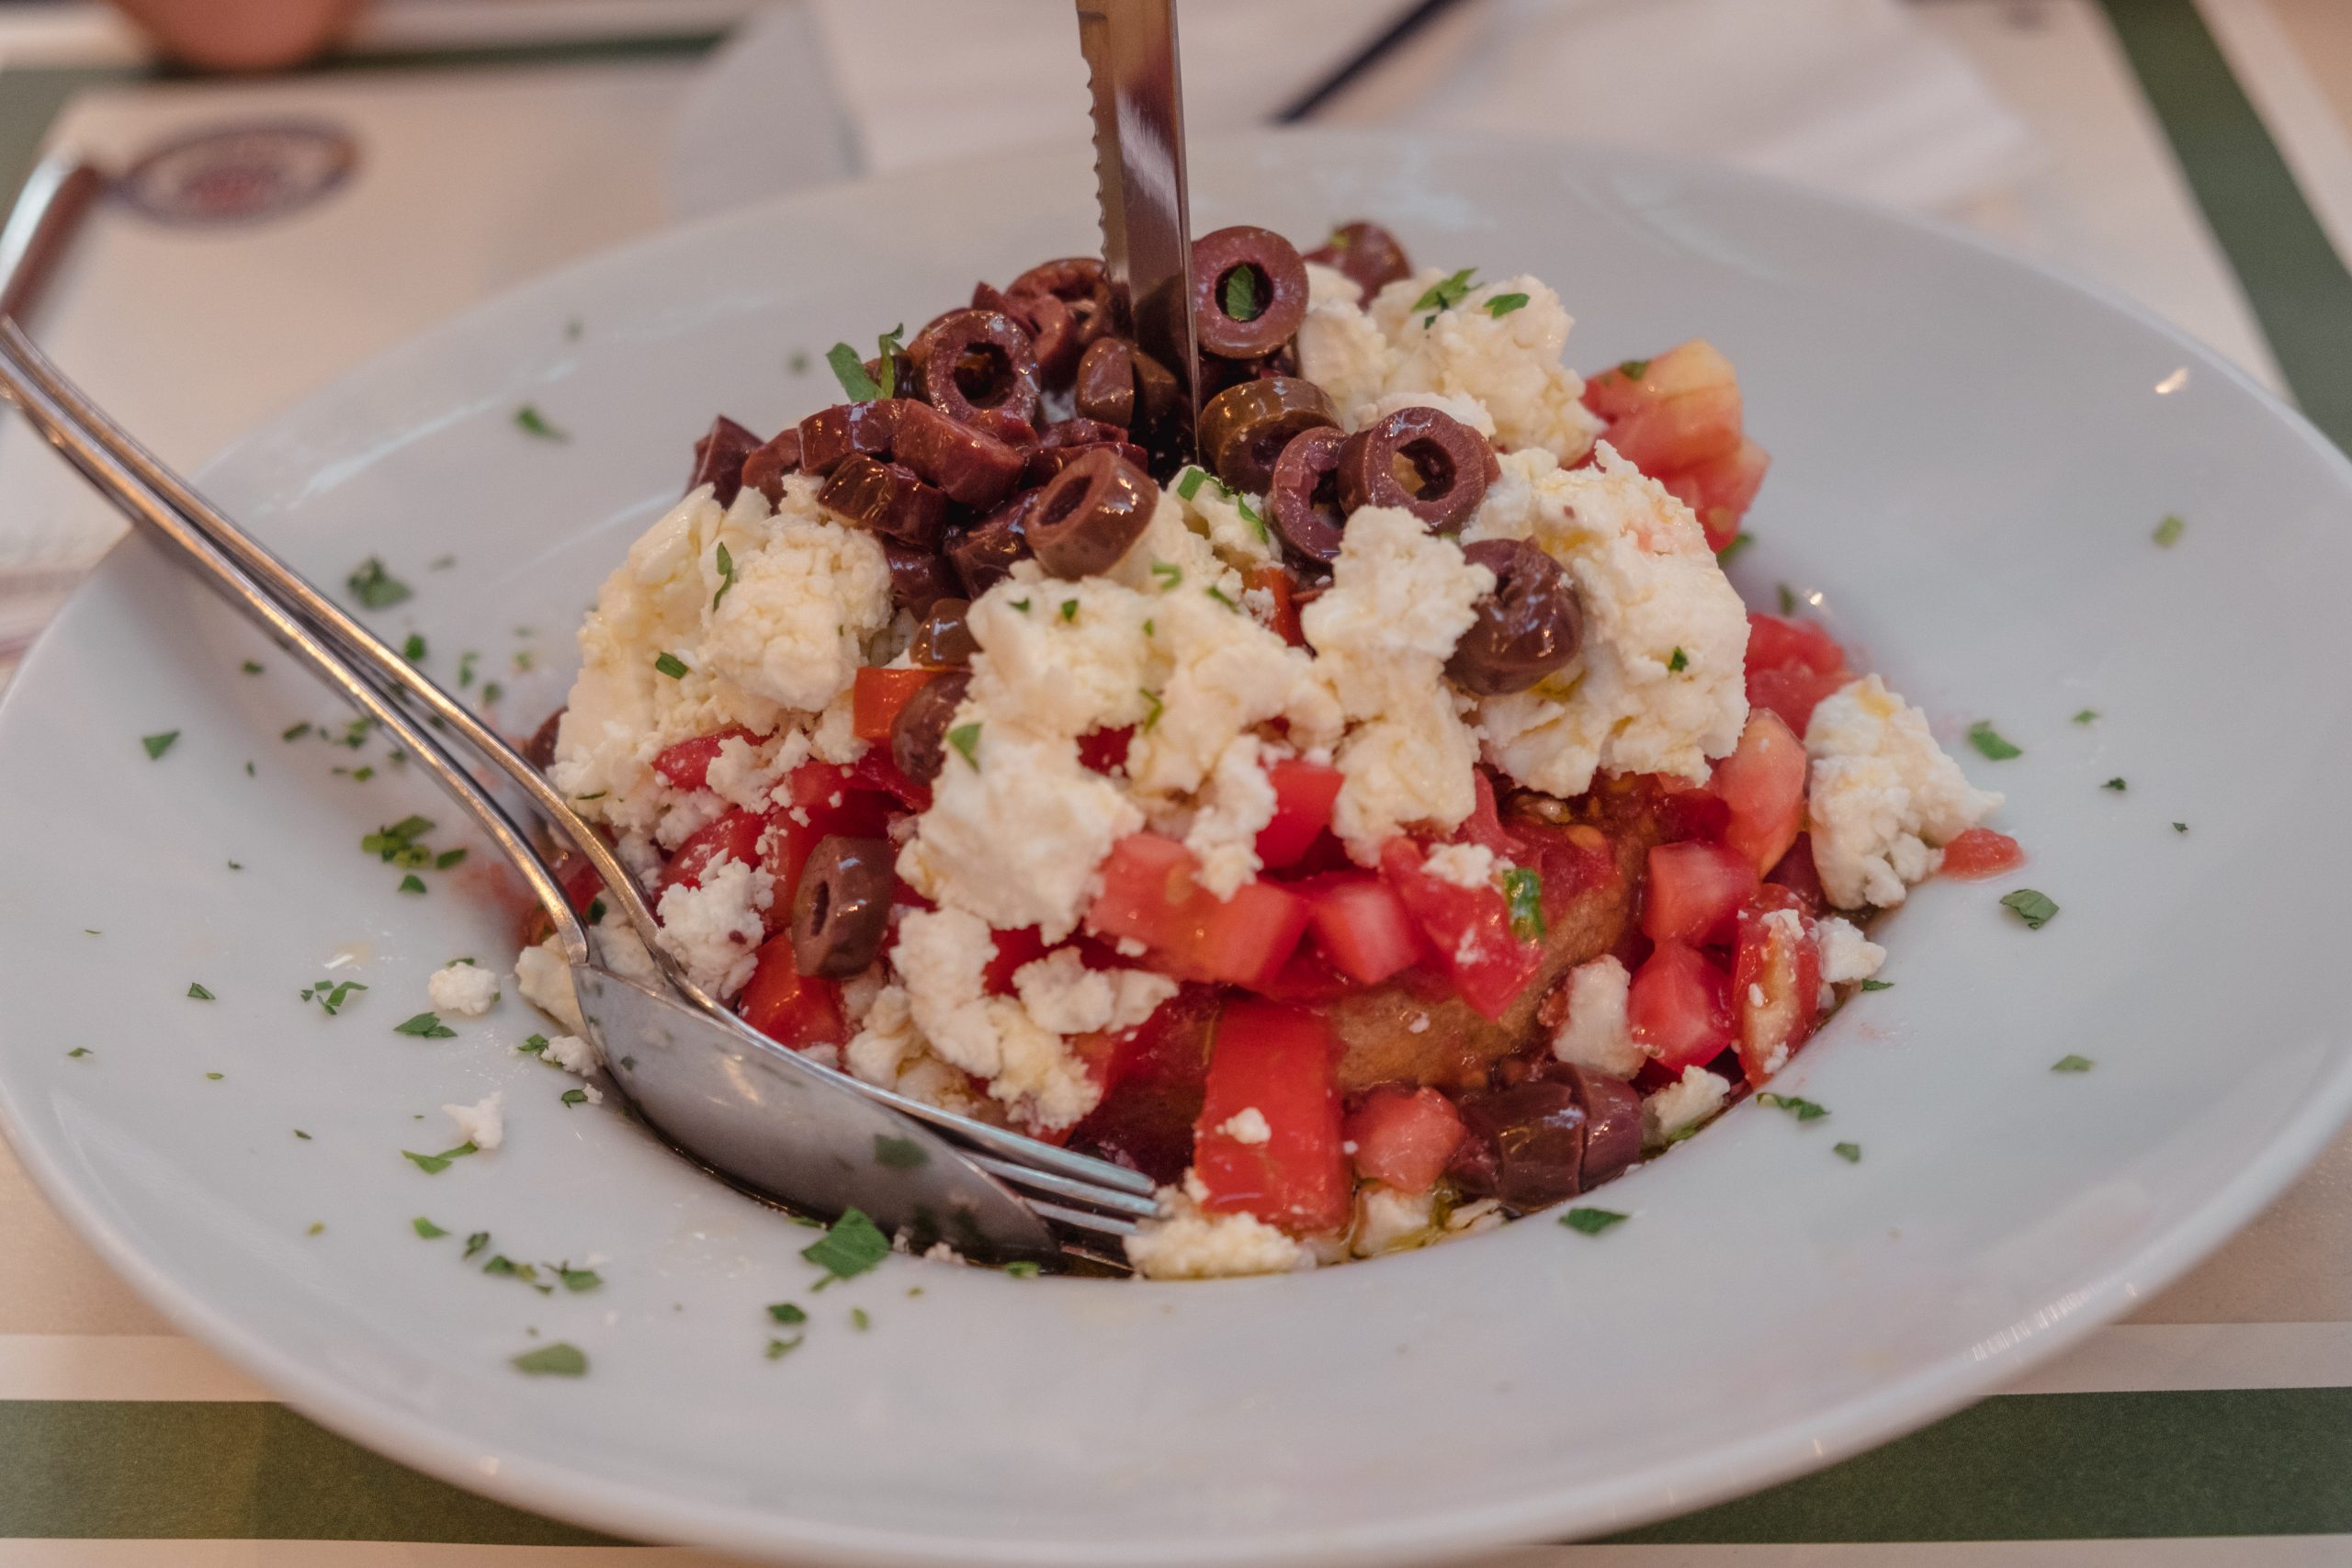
[1078,726,1135,775]
[851,667,940,742]
[555,851,605,915]
[1747,666,1845,739]
[1452,769,1521,860]
[1086,833,1310,988]
[1582,339,1739,420]
[1295,873,1420,987]
[1660,436,1771,550]
[1243,561,1304,646]
[651,726,755,791]
[1603,383,1743,475]
[1256,757,1344,870]
[1065,986,1221,1185]
[783,761,895,832]
[1745,612,1853,736]
[1731,888,1823,1088]
[1193,1000,1350,1233]
[1344,1086,1466,1195]
[1378,838,1544,1021]
[661,808,768,896]
[1939,826,2025,879]
[1628,941,1735,1071]
[843,747,928,812]
[1710,711,1807,875]
[1641,840,1758,947]
[740,934,848,1049]
[983,926,1048,994]
[1252,946,1358,1006]
[1765,833,1826,913]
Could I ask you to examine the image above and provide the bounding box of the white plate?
[4,133,2350,1566]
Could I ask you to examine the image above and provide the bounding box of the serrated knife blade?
[1073,0,1197,447]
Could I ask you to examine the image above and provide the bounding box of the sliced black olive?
[910,598,978,669]
[1454,1081,1586,1213]
[817,454,948,549]
[883,541,958,618]
[1191,226,1310,360]
[523,707,566,771]
[891,671,972,785]
[1335,404,1496,531]
[1197,377,1337,496]
[686,415,761,507]
[910,309,1042,426]
[1555,1064,1642,1188]
[1267,426,1348,565]
[1446,538,1582,695]
[790,835,894,978]
[891,400,1024,509]
[740,426,802,506]
[1026,446,1157,579]
[1074,337,1138,427]
[1304,220,1412,299]
[946,492,1036,598]
[797,400,902,477]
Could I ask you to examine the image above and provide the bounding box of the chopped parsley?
[712,541,737,610]
[1221,265,1260,322]
[393,1010,458,1038]
[1234,491,1269,545]
[413,1216,447,1238]
[398,874,428,895]
[2103,777,2127,792]
[435,848,467,870]
[187,982,214,1001]
[480,682,503,705]
[874,1134,926,1170]
[1009,598,1031,614]
[1150,560,1183,590]
[1501,867,1545,942]
[851,1307,872,1331]
[1668,647,1688,673]
[282,722,312,742]
[1715,533,1753,563]
[1205,585,1241,612]
[1755,1092,1829,1122]
[1002,1261,1042,1280]
[825,342,885,401]
[401,1142,477,1174]
[241,660,264,674]
[874,323,906,397]
[362,815,435,865]
[293,1129,311,1139]
[307,1222,323,1235]
[2173,822,2188,834]
[1485,291,1531,318]
[765,1337,802,1360]
[66,1047,90,1058]
[1966,721,2022,761]
[1560,1206,1628,1235]
[457,651,479,688]
[2052,1054,2095,1073]
[1176,468,1207,502]
[141,731,179,760]
[801,1206,889,1282]
[300,979,367,1016]
[401,633,427,663]
[511,1342,587,1377]
[1834,1143,1862,1164]
[2000,888,2059,930]
[653,651,689,680]
[559,1264,602,1292]
[205,1072,224,1081]
[1410,266,1477,323]
[518,1034,548,1055]
[346,557,413,609]
[1139,688,1165,731]
[767,1302,808,1325]
[1616,358,1652,381]
[560,1088,587,1107]
[514,404,570,443]
[1860,978,1894,992]
[2073,708,2099,725]
[946,722,981,771]
[1060,599,1080,622]
[463,1231,490,1259]
[1777,582,1797,615]
[2154,513,2185,547]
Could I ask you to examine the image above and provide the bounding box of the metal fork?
[0,321,1159,1258]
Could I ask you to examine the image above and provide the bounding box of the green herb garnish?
[511,1342,587,1377]
[2073,708,2098,725]
[1411,267,1477,321]
[300,979,367,1016]
[346,558,413,609]
[2052,1054,2095,1073]
[401,633,427,663]
[1967,721,2021,761]
[413,1216,448,1238]
[768,1302,808,1325]
[1755,1091,1829,1122]
[401,1141,477,1174]
[141,731,179,760]
[712,541,737,610]
[1617,358,1652,381]
[1150,560,1182,590]
[187,982,214,1000]
[851,1307,871,1330]
[398,874,427,894]
[393,1011,457,1039]
[2154,513,2185,547]
[241,660,264,675]
[1561,1207,1628,1235]
[435,848,467,870]
[874,323,905,397]
[1667,647,1688,673]
[514,405,570,443]
[2000,888,2059,930]
[1834,1143,1862,1164]
[825,342,884,401]
[946,723,981,771]
[1715,533,1753,563]
[1003,1261,1042,1280]
[2103,777,2127,792]
[1860,978,1894,992]
[560,1088,587,1107]
[1501,866,1545,942]
[1205,585,1240,611]
[559,1264,602,1292]
[801,1206,890,1282]
[1221,265,1260,322]
[1060,599,1080,623]
[1485,291,1531,318]
[653,651,689,680]
[1139,689,1164,731]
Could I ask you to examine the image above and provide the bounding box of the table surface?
[3,0,2352,1562]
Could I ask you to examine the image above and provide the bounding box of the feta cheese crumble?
[1551,955,1643,1077]
[1805,675,2005,908]
[442,1092,504,1151]
[1643,1066,1733,1146]
[1816,915,1887,985]
[1124,1173,1311,1280]
[426,962,499,1018]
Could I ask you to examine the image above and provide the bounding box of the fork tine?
[969,1153,1161,1219]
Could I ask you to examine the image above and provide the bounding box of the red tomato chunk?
[1640,840,1758,948]
[1193,1000,1350,1232]
[1295,873,1420,987]
[1939,826,2026,879]
[1344,1086,1465,1195]
[1378,838,1544,1021]
[741,933,847,1049]
[1255,757,1344,870]
[1628,941,1735,1072]
[1087,833,1310,989]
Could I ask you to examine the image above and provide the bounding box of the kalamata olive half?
[1198,377,1337,496]
[1334,405,1495,531]
[789,835,895,978]
[1026,446,1157,579]
[817,454,948,549]
[523,707,566,771]
[891,400,1024,509]
[946,491,1035,598]
[883,541,958,617]
[1454,1081,1587,1213]
[741,426,802,506]
[1073,337,1137,427]
[1267,426,1349,565]
[1446,538,1582,695]
[910,597,978,668]
[1191,226,1310,360]
[910,309,1042,425]
[686,415,760,506]
[890,671,972,786]
[1305,220,1413,299]
[797,400,902,477]
[1555,1063,1643,1188]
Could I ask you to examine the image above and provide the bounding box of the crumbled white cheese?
[1301,507,1493,857]
[1420,841,1498,890]
[1551,955,1643,1077]
[1357,388,1498,440]
[1467,444,1749,796]
[426,962,499,1018]
[1011,946,1179,1037]
[442,1092,504,1152]
[1172,471,1278,568]
[651,853,773,999]
[1364,271,1600,461]
[706,729,806,813]
[514,937,585,1035]
[699,511,895,714]
[890,908,1104,1130]
[1804,674,2005,908]
[542,1032,597,1076]
[1297,265,1391,426]
[1124,1173,1311,1280]
[1216,1107,1273,1145]
[1816,915,1886,984]
[1444,1197,1505,1235]
[1643,1065,1733,1146]
[651,788,728,851]
[1351,1183,1438,1258]
[1182,736,1279,898]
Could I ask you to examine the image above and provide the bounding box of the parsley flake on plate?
[560,1088,587,1108]
[802,1206,889,1283]
[2052,1054,2095,1073]
[66,1047,90,1058]
[2073,708,2099,726]
[204,1071,224,1081]
[2103,777,2127,792]
[2000,888,2059,930]
[767,1302,808,1325]
[187,982,214,1000]
[346,557,412,609]
[1755,1092,1829,1122]
[393,1011,457,1039]
[1715,532,1753,563]
[1561,1207,1628,1236]
[300,979,367,1016]
[397,874,428,895]
[241,660,264,675]
[766,1337,803,1360]
[2154,513,2185,547]
[1002,1260,1042,1280]
[511,1342,587,1377]
[463,1231,490,1259]
[401,1142,477,1174]
[401,633,426,663]
[141,730,179,760]
[1967,721,2022,761]
[413,1217,447,1238]
[558,1264,602,1292]
[851,1307,872,1331]
[1834,1143,1863,1164]
[514,405,570,443]
[1859,978,1894,992]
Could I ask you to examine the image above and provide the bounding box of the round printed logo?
[118,119,358,227]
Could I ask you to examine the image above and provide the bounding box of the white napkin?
[665,0,2034,221]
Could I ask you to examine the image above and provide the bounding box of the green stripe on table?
[5,1388,2352,1541]
[2098,0,2352,455]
